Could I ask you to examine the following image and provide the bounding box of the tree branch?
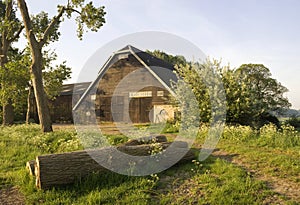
[66,8,81,15]
[39,6,66,47]
[8,26,24,44]
[1,1,13,49]
[17,0,38,47]
[5,1,13,21]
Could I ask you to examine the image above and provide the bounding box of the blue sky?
[16,0,300,109]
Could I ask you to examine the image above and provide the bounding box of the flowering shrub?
[258,124,300,148]
[29,130,83,153]
[195,123,300,149]
[222,125,257,142]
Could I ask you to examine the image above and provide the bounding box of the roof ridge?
[118,44,143,53]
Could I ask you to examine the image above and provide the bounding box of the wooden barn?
[73,45,178,124]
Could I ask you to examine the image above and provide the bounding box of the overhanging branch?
[8,26,24,44]
[17,0,38,47]
[39,6,66,47]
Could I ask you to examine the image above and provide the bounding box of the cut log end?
[26,160,36,176]
[35,156,42,189]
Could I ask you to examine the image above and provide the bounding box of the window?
[157,91,164,97]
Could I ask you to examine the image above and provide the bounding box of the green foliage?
[162,120,180,133]
[150,50,290,127]
[60,0,106,40]
[174,58,226,123]
[284,117,300,130]
[0,1,22,41]
[42,50,71,99]
[30,0,106,43]
[225,64,290,126]
[31,11,61,44]
[0,0,24,123]
[215,123,300,149]
[258,124,300,148]
[222,125,257,142]
[146,50,187,66]
[0,48,30,111]
[0,47,71,120]
[106,134,128,145]
[77,2,105,35]
[29,130,82,153]
[174,58,290,127]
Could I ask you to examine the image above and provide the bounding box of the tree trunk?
[26,85,35,124]
[17,0,53,132]
[33,142,196,189]
[31,58,53,132]
[0,33,14,126]
[2,99,14,125]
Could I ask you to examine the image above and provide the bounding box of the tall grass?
[216,123,300,148]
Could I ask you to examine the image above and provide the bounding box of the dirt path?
[0,186,25,205]
[212,149,300,204]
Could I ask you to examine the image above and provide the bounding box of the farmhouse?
[50,45,178,123]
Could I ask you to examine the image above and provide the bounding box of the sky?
[14,0,300,109]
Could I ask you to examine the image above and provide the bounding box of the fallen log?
[34,141,196,189]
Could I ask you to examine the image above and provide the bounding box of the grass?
[0,123,299,204]
[214,124,300,183]
[159,158,271,205]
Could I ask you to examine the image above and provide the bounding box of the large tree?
[227,64,291,127]
[0,0,23,125]
[17,0,106,132]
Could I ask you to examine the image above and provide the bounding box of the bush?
[258,124,300,148]
[284,117,300,131]
[222,125,257,142]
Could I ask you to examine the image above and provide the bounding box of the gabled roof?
[73,45,178,111]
